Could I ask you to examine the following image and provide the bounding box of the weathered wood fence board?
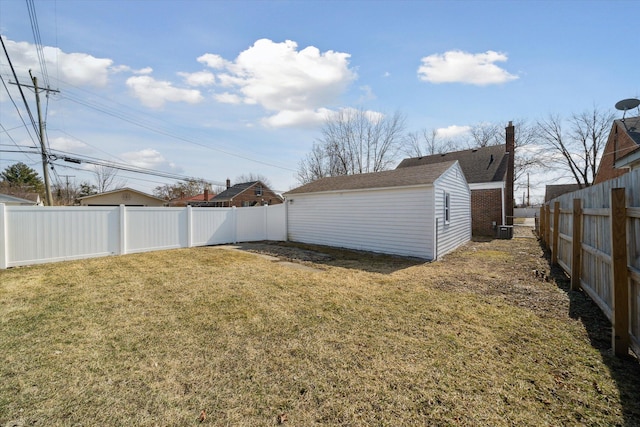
[540,169,639,357]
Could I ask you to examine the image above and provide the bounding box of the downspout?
[501,183,506,225]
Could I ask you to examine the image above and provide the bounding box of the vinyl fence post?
[264,204,268,241]
[0,204,7,269]
[552,201,560,266]
[232,206,237,244]
[571,198,582,291]
[119,205,126,255]
[610,188,630,357]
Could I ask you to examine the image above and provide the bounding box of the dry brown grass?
[1,234,639,426]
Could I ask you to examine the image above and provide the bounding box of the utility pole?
[30,72,54,206]
[10,72,60,206]
[527,173,530,207]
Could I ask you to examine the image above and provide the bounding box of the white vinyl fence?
[0,204,286,269]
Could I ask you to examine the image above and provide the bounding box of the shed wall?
[287,186,435,259]
[434,164,472,258]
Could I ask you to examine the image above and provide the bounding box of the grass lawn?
[1,234,639,426]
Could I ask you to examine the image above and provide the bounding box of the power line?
[0,57,39,148]
[0,36,40,140]
[60,93,296,172]
[26,0,51,89]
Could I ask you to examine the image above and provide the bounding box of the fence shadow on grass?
[540,242,640,426]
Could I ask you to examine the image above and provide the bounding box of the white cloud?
[199,39,356,126]
[261,108,332,128]
[126,75,203,108]
[418,50,518,85]
[197,53,230,69]
[111,65,153,75]
[214,92,243,104]
[120,148,182,172]
[1,37,113,86]
[178,70,216,87]
[49,136,90,152]
[436,125,471,139]
[357,85,376,103]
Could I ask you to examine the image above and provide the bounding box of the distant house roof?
[396,144,508,184]
[171,192,216,204]
[544,184,583,203]
[0,193,41,206]
[211,181,261,202]
[285,161,458,195]
[77,187,165,203]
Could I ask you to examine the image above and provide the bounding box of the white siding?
[287,186,435,259]
[433,163,471,258]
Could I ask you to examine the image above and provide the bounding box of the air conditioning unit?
[497,225,513,239]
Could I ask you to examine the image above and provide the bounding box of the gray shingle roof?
[212,181,259,201]
[285,161,458,195]
[0,193,38,205]
[396,144,509,184]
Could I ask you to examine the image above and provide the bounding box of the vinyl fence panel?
[3,206,120,268]
[191,208,235,246]
[1,204,286,269]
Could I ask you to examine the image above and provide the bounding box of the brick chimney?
[226,178,231,189]
[505,121,515,226]
[204,188,209,201]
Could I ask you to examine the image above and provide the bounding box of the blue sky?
[1,0,638,201]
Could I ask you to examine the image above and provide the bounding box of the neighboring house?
[168,189,216,207]
[0,193,42,206]
[594,115,640,184]
[210,180,283,207]
[285,161,470,260]
[544,184,582,203]
[396,122,515,236]
[77,188,166,206]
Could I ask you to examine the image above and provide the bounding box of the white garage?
[285,160,471,260]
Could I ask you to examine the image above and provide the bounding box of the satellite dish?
[615,98,640,111]
[614,98,640,121]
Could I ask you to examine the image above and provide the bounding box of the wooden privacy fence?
[0,204,287,269]
[539,169,640,357]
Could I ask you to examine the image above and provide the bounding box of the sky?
[1,0,638,202]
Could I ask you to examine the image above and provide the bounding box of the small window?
[255,185,263,196]
[444,192,451,224]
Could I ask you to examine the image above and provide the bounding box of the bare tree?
[468,122,503,148]
[93,165,126,193]
[509,119,547,183]
[536,107,614,187]
[402,128,459,157]
[297,108,406,184]
[234,173,273,188]
[153,179,208,200]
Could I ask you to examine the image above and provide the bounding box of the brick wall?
[471,189,503,236]
[230,186,283,207]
